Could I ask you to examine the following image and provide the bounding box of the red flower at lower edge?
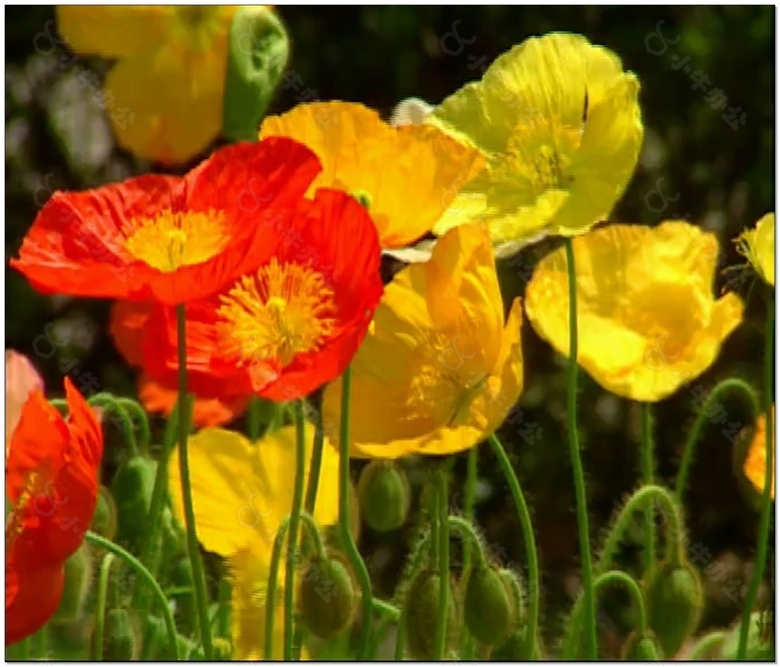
[139,188,385,402]
[10,138,322,305]
[5,377,103,645]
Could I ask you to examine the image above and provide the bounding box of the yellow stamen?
[5,470,45,549]
[217,259,337,368]
[124,208,228,272]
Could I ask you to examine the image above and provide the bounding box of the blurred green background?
[5,5,775,657]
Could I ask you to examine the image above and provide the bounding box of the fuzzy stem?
[85,531,179,659]
[175,304,212,660]
[675,378,760,502]
[393,529,432,660]
[488,433,541,658]
[461,447,478,659]
[434,467,451,660]
[299,511,327,560]
[88,393,138,458]
[93,553,116,660]
[264,517,290,660]
[563,237,597,659]
[737,292,774,658]
[640,403,656,574]
[594,570,647,635]
[116,397,151,456]
[447,515,487,569]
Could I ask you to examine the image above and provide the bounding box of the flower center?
[124,209,228,273]
[217,259,337,369]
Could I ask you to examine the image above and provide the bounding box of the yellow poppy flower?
[744,407,775,500]
[321,225,524,458]
[259,101,485,249]
[167,424,339,659]
[56,6,238,164]
[525,221,744,402]
[737,213,775,286]
[426,32,644,256]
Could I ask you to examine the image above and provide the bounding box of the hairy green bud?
[357,460,411,533]
[52,543,93,623]
[404,568,459,660]
[98,608,140,660]
[464,565,513,645]
[298,554,357,639]
[489,626,542,660]
[497,567,526,629]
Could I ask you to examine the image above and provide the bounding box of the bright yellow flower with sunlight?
[322,225,524,458]
[259,101,485,249]
[427,32,644,257]
[56,6,239,164]
[525,221,744,402]
[737,213,775,287]
[168,424,339,659]
[744,407,775,500]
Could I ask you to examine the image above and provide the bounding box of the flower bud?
[298,554,357,639]
[90,485,118,541]
[489,626,542,660]
[52,543,93,623]
[497,567,526,629]
[357,460,411,533]
[97,608,140,660]
[620,631,663,660]
[464,565,513,645]
[404,568,459,660]
[111,455,158,553]
[645,561,704,657]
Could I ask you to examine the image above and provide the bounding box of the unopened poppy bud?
[645,561,704,657]
[490,627,531,660]
[497,567,526,629]
[97,608,140,660]
[53,543,93,623]
[90,485,117,541]
[404,568,459,660]
[111,455,158,553]
[620,631,662,660]
[357,460,410,533]
[464,565,513,645]
[298,554,357,639]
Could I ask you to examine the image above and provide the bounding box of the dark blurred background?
[5,5,775,656]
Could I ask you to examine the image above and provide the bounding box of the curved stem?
[116,397,151,456]
[338,367,373,659]
[434,467,450,660]
[593,570,647,635]
[675,378,760,502]
[175,304,212,660]
[738,292,774,658]
[264,517,290,660]
[689,631,726,659]
[564,237,597,659]
[85,531,179,659]
[488,433,541,658]
[393,529,431,661]
[88,393,138,458]
[372,598,401,621]
[283,400,307,660]
[93,553,116,660]
[640,403,655,573]
[299,511,326,560]
[447,515,487,568]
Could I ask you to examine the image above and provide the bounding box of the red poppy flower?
[5,377,103,645]
[10,139,321,305]
[140,188,384,402]
[110,300,250,427]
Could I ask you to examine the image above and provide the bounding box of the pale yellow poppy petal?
[56,6,173,58]
[738,213,775,287]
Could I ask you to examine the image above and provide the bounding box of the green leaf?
[222,7,290,142]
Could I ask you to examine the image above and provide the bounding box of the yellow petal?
[259,101,484,249]
[738,213,775,287]
[168,424,340,560]
[744,407,775,499]
[525,221,743,402]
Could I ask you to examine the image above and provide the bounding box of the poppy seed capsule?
[357,460,411,533]
[404,568,459,660]
[298,555,356,639]
[52,543,93,623]
[464,565,513,645]
[645,561,704,658]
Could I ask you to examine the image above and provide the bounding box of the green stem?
[737,292,774,658]
[434,467,450,660]
[488,433,540,658]
[372,598,401,621]
[85,531,179,659]
[447,515,487,568]
[593,570,647,635]
[338,367,373,658]
[248,396,263,441]
[283,400,307,660]
[175,304,213,660]
[393,529,431,661]
[116,397,151,456]
[640,403,655,574]
[93,553,115,660]
[688,631,726,659]
[461,448,478,660]
[675,378,759,502]
[563,238,597,659]
[88,393,139,458]
[264,517,290,660]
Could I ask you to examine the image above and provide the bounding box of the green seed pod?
[464,565,513,645]
[497,567,526,629]
[357,460,411,533]
[98,608,140,660]
[645,561,704,658]
[90,485,118,541]
[621,630,663,660]
[404,568,459,660]
[298,554,357,639]
[52,543,93,623]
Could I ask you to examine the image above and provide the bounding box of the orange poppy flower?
[139,188,384,402]
[5,377,103,645]
[10,139,321,305]
[110,300,250,427]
